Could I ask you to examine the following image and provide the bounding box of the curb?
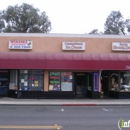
[0,104,62,106]
[0,103,130,106]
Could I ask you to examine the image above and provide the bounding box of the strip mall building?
[0,33,130,99]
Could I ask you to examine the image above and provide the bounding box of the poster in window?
[24,81,28,86]
[35,81,38,87]
[70,75,72,79]
[21,79,24,83]
[49,72,61,91]
[61,72,73,91]
[61,82,72,91]
[53,84,60,91]
[61,72,73,82]
[49,85,54,90]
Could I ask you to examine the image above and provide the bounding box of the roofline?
[0,33,130,39]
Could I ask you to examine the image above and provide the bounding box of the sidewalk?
[0,97,130,106]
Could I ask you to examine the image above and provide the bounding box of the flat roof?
[0,33,130,39]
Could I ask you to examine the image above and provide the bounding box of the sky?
[1,0,130,34]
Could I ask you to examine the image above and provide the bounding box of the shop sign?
[112,42,130,51]
[93,73,99,92]
[9,40,33,49]
[62,42,85,50]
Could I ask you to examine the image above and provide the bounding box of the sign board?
[9,40,33,49]
[112,42,130,51]
[93,73,99,92]
[62,42,85,50]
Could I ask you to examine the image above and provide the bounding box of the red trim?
[0,52,130,70]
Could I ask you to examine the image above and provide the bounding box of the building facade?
[0,33,130,99]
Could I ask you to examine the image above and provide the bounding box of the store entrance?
[75,73,87,98]
[101,71,109,98]
[0,70,9,96]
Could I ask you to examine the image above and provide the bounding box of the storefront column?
[44,70,49,91]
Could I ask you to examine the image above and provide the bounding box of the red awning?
[0,52,130,70]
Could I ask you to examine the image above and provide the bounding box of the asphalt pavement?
[0,105,128,130]
[0,97,130,106]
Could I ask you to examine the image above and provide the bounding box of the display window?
[120,71,130,92]
[109,71,130,92]
[61,72,73,91]
[0,70,8,94]
[9,70,18,90]
[49,72,61,91]
[49,72,73,91]
[87,73,93,91]
[19,70,44,91]
[110,72,119,91]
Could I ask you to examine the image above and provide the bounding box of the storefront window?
[49,72,73,91]
[19,70,44,91]
[49,72,61,91]
[110,72,119,91]
[87,73,93,91]
[9,70,18,90]
[0,70,8,94]
[61,72,73,91]
[120,72,130,92]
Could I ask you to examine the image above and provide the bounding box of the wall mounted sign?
[62,42,85,50]
[9,40,33,49]
[93,73,99,92]
[112,42,130,51]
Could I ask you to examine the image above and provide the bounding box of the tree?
[88,29,103,35]
[125,19,130,34]
[104,11,125,35]
[0,3,51,33]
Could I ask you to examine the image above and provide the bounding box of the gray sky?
[1,0,130,34]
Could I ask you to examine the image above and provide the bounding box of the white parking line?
[55,108,64,112]
[103,108,108,111]
[103,108,113,111]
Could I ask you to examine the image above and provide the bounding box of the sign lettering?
[112,42,130,51]
[9,40,33,50]
[62,42,85,50]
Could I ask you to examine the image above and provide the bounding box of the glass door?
[75,73,87,98]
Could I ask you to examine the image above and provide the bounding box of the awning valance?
[0,52,130,70]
